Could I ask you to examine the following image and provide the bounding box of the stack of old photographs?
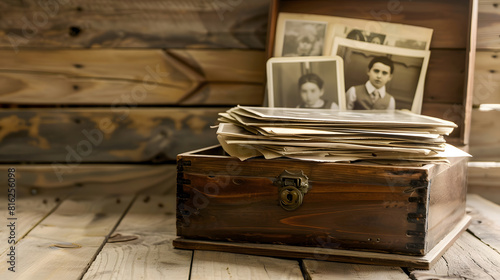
[216,106,470,165]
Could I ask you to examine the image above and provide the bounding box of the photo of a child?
[297,73,339,109]
[281,20,327,57]
[332,37,430,113]
[266,56,345,110]
[345,56,396,110]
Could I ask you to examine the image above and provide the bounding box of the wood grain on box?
[176,147,468,257]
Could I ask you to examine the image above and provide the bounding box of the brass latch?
[274,170,310,211]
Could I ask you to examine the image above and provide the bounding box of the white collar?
[365,81,386,98]
[305,99,325,108]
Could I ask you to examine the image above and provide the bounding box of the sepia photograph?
[273,17,329,57]
[279,19,328,57]
[266,56,345,110]
[331,38,430,114]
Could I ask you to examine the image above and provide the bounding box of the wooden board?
[477,0,500,49]
[469,109,500,161]
[0,164,177,196]
[0,108,221,163]
[173,216,471,269]
[473,51,500,105]
[0,194,133,279]
[466,194,500,253]
[83,194,192,280]
[0,49,265,105]
[0,196,59,255]
[409,232,500,280]
[167,49,265,84]
[468,163,500,204]
[0,0,269,49]
[302,260,410,280]
[191,250,304,280]
[423,50,467,104]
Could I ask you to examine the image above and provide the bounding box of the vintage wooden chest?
[174,0,476,269]
[174,146,470,268]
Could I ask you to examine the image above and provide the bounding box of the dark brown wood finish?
[176,146,469,256]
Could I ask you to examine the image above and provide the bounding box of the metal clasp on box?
[274,170,310,211]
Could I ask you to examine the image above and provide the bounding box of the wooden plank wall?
[468,0,500,203]
[0,0,269,194]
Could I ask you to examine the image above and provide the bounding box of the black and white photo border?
[266,56,346,110]
[331,37,430,114]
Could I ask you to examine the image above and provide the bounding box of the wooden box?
[174,0,477,268]
[174,146,470,268]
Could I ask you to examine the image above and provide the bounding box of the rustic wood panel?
[302,260,409,280]
[0,0,269,49]
[409,232,500,280]
[423,50,466,104]
[83,195,192,280]
[469,109,500,161]
[0,164,177,196]
[466,194,500,253]
[0,49,265,105]
[0,108,221,163]
[473,50,500,105]
[0,194,134,279]
[477,0,500,49]
[468,163,500,204]
[180,83,264,105]
[0,196,59,256]
[167,49,266,84]
[191,250,303,280]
